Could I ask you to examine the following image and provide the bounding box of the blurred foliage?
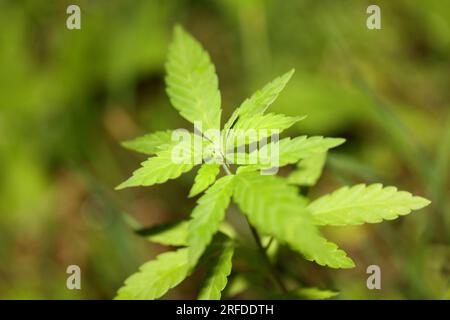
[0,0,448,299]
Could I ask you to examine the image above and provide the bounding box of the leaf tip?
[173,24,184,35]
[295,115,308,122]
[413,196,431,209]
[283,68,295,82]
[120,140,133,151]
[188,189,197,198]
[333,137,346,147]
[342,257,356,269]
[115,180,131,190]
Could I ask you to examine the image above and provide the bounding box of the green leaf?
[165,26,221,131]
[136,220,236,247]
[224,69,295,129]
[272,287,339,300]
[225,275,248,298]
[136,221,189,246]
[288,152,327,186]
[198,235,234,300]
[233,171,354,269]
[255,136,345,167]
[228,113,304,147]
[116,137,197,190]
[121,130,174,155]
[293,287,339,300]
[115,248,189,300]
[308,184,431,226]
[233,113,302,132]
[189,163,221,198]
[187,175,235,266]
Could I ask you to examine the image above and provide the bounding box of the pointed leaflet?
[189,163,221,198]
[227,113,304,147]
[165,26,221,131]
[198,235,234,300]
[230,136,343,167]
[187,175,235,267]
[121,130,174,155]
[308,184,431,226]
[116,133,198,190]
[224,69,295,129]
[252,136,345,168]
[293,287,339,300]
[136,221,189,246]
[233,171,354,269]
[115,248,189,300]
[136,220,236,247]
[232,112,302,133]
[288,152,327,186]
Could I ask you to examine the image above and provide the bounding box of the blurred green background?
[0,0,449,299]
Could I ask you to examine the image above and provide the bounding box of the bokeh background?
[0,0,449,299]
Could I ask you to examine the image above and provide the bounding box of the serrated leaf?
[189,163,221,198]
[116,137,198,190]
[308,184,431,226]
[187,175,235,267]
[115,248,189,300]
[136,220,236,247]
[253,136,345,168]
[224,69,295,129]
[121,130,174,155]
[233,171,354,269]
[233,113,302,132]
[227,113,304,147]
[165,26,221,131]
[288,152,327,186]
[136,221,189,246]
[198,235,234,300]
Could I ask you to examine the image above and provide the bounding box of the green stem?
[246,218,288,293]
[221,159,287,293]
[221,163,232,176]
[264,237,274,251]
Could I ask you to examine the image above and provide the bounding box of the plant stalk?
[221,162,288,294]
[246,218,288,293]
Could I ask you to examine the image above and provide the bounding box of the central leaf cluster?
[115,25,430,300]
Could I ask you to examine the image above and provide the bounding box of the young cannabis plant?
[115,26,430,300]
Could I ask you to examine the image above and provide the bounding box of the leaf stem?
[246,218,288,293]
[221,163,232,176]
[220,155,287,294]
[264,236,274,251]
